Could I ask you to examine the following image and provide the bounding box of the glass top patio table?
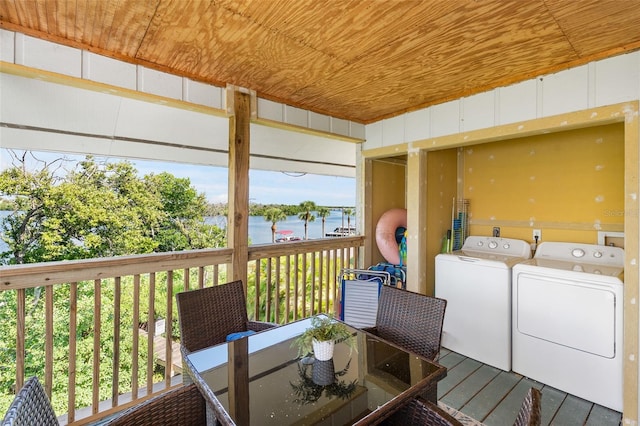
[183,315,447,426]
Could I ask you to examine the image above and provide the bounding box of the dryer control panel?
[534,242,624,267]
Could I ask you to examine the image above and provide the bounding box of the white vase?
[312,339,335,361]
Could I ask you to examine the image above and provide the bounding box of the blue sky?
[0,149,356,206]
[134,158,355,206]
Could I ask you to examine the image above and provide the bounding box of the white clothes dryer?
[435,236,532,371]
[512,242,624,412]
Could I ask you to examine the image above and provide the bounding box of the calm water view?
[0,210,355,252]
[208,209,354,244]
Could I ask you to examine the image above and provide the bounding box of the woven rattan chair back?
[105,384,205,426]
[513,387,542,426]
[370,285,447,361]
[176,280,277,353]
[380,396,463,426]
[1,377,58,426]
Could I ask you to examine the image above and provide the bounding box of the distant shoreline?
[0,210,355,252]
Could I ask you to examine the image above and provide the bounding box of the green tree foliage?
[263,207,287,243]
[206,202,228,216]
[316,207,330,237]
[250,203,301,217]
[0,151,227,414]
[298,201,317,240]
[0,198,14,210]
[342,207,354,229]
[146,172,225,251]
[0,151,64,264]
[0,152,225,264]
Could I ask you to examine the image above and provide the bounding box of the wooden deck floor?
[437,348,622,426]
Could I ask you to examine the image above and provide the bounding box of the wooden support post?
[406,150,428,294]
[227,88,251,287]
[623,103,639,422]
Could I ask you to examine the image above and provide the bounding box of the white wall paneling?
[461,91,496,132]
[183,79,224,110]
[430,100,461,138]
[331,117,350,137]
[309,111,331,133]
[365,121,384,149]
[541,64,589,117]
[0,28,15,62]
[14,33,82,77]
[365,51,640,147]
[405,109,431,142]
[497,80,538,126]
[594,54,640,107]
[137,66,183,100]
[15,33,81,78]
[284,105,309,127]
[257,98,284,122]
[350,121,366,140]
[382,115,405,145]
[82,52,137,90]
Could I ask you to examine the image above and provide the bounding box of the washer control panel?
[535,242,624,267]
[462,236,532,258]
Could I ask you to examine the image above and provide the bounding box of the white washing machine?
[512,242,624,412]
[435,236,532,371]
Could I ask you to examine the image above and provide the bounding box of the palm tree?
[342,207,354,232]
[264,207,287,243]
[317,207,330,237]
[298,201,317,240]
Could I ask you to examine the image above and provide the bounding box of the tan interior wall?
[362,102,639,422]
[425,149,458,295]
[463,123,625,245]
[370,159,406,265]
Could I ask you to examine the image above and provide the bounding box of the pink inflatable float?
[375,208,407,265]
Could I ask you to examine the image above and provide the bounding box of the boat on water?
[275,230,302,243]
[325,226,356,237]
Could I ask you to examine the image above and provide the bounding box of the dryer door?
[515,273,617,358]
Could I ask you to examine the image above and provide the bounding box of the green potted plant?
[293,314,356,360]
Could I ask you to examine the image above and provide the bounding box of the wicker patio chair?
[363,285,447,361]
[379,386,540,426]
[514,387,542,426]
[2,376,58,426]
[105,384,205,426]
[176,280,278,354]
[379,396,463,426]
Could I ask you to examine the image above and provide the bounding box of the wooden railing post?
[0,239,363,424]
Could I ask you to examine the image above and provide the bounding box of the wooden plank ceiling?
[1,0,640,124]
